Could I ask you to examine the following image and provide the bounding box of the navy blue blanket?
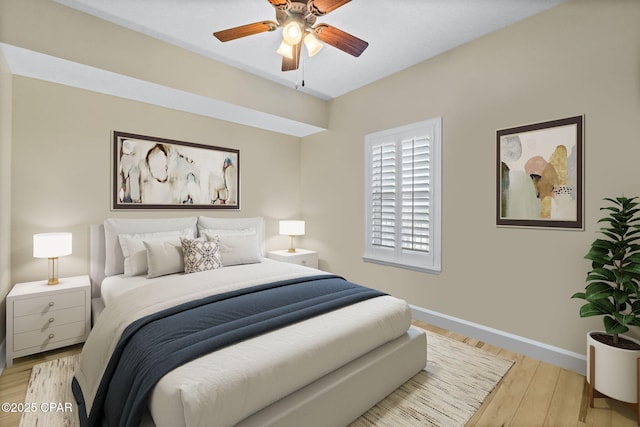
[72,274,385,427]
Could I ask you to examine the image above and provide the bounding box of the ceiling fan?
[213,0,369,72]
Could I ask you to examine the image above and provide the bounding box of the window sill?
[362,255,441,275]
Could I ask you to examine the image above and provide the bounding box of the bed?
[74,216,427,427]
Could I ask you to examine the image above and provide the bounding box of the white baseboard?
[0,336,5,376]
[411,305,586,375]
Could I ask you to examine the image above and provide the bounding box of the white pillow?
[144,240,184,278]
[197,217,265,255]
[201,228,261,266]
[104,217,198,276]
[119,229,194,277]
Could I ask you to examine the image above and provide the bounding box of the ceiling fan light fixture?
[213,0,368,72]
[282,21,303,45]
[303,32,323,57]
[276,40,294,59]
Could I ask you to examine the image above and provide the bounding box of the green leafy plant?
[572,196,640,346]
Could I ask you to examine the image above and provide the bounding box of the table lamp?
[33,232,72,285]
[279,220,305,253]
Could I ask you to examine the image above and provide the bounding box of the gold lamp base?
[47,257,59,285]
[287,235,297,253]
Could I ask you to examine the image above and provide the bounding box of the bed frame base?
[239,327,426,426]
[138,328,425,427]
[237,328,427,427]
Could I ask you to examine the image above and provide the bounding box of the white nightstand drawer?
[14,306,86,334]
[13,321,86,352]
[291,253,317,267]
[13,290,85,317]
[267,249,319,269]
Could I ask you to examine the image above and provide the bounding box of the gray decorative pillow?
[144,240,184,278]
[201,228,261,266]
[181,237,222,274]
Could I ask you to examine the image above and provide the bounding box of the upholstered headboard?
[89,223,106,298]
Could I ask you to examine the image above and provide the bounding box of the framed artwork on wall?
[113,131,240,210]
[496,115,583,229]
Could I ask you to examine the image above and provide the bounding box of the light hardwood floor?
[0,323,637,426]
[0,343,82,427]
[411,321,639,427]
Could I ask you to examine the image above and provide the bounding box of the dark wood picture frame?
[496,116,583,229]
[113,131,240,210]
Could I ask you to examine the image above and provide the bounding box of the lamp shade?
[303,32,323,57]
[282,21,303,45]
[279,220,305,236]
[276,40,294,59]
[33,232,72,258]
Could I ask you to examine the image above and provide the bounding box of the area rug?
[20,328,513,427]
[20,354,80,427]
[349,329,514,426]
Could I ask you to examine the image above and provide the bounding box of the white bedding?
[100,274,150,306]
[151,294,409,427]
[78,260,412,427]
[100,258,274,307]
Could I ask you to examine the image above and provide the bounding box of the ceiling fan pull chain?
[295,56,306,90]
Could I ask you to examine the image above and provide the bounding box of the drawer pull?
[48,318,55,323]
[48,333,55,339]
[48,302,55,307]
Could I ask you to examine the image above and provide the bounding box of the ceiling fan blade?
[213,21,278,42]
[282,41,302,72]
[267,0,290,9]
[315,24,368,57]
[308,0,351,15]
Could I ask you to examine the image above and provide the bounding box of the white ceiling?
[52,0,566,100]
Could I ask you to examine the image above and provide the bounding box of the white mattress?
[81,260,412,427]
[99,257,276,307]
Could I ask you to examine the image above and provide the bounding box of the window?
[363,118,441,273]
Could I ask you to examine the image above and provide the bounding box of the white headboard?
[89,223,106,298]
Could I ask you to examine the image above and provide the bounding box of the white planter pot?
[587,331,640,403]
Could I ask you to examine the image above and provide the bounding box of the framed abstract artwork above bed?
[496,115,584,229]
[113,131,239,210]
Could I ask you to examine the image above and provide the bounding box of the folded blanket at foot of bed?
[72,274,385,427]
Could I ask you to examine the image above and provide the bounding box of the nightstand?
[267,249,318,268]
[6,275,91,367]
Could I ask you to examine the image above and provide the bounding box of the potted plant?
[572,196,640,406]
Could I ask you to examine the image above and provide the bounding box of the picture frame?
[113,131,240,210]
[496,116,583,229]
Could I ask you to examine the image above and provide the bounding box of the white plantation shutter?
[364,118,441,273]
[371,142,396,249]
[401,136,431,253]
